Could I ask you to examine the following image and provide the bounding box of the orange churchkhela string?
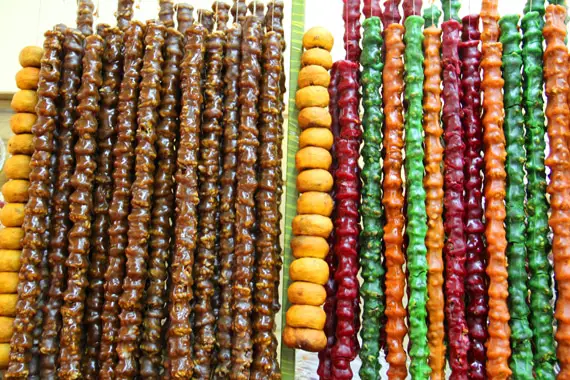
[544,4,570,378]
[480,0,511,378]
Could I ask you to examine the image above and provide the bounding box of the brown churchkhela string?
[77,0,95,35]
[117,0,135,32]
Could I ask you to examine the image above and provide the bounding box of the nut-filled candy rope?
[232,0,247,23]
[198,9,215,33]
[213,1,231,32]
[544,5,570,377]
[38,28,83,379]
[117,0,135,31]
[139,28,182,379]
[164,24,205,380]
[317,62,340,380]
[77,0,94,35]
[381,23,407,380]
[522,3,557,379]
[159,0,175,28]
[231,15,262,379]
[330,59,361,380]
[403,14,430,380]
[115,22,165,379]
[248,1,265,25]
[422,6,445,380]
[251,31,282,380]
[176,3,195,37]
[499,14,534,379]
[214,24,242,380]
[460,14,488,380]
[442,18,469,378]
[358,15,384,380]
[99,21,145,379]
[342,0,361,62]
[58,34,104,379]
[6,29,63,380]
[381,0,402,27]
[481,0,512,377]
[193,30,225,380]
[83,26,123,379]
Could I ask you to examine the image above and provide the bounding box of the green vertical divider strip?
[280,0,305,378]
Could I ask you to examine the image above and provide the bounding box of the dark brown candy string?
[213,1,231,32]
[214,24,242,380]
[99,21,145,379]
[318,62,340,380]
[165,23,206,380]
[97,23,110,36]
[139,28,182,380]
[29,245,50,380]
[251,31,282,380]
[117,0,135,31]
[193,30,225,379]
[231,0,247,23]
[83,26,123,379]
[77,0,94,35]
[248,1,265,24]
[115,22,165,379]
[159,0,175,28]
[198,9,215,33]
[38,28,83,380]
[58,34,104,379]
[176,3,195,36]
[231,15,262,380]
[331,60,361,380]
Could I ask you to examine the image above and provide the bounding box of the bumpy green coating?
[524,0,545,15]
[403,15,430,380]
[521,9,557,380]
[500,14,535,380]
[423,5,442,28]
[442,0,460,22]
[358,16,385,380]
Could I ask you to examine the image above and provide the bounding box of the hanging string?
[271,0,275,31]
[215,0,219,31]
[345,0,349,59]
[431,0,435,27]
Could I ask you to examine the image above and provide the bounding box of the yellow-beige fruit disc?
[2,180,30,203]
[283,326,327,352]
[287,281,327,306]
[291,236,329,259]
[286,304,327,330]
[298,65,330,88]
[298,107,331,129]
[10,113,37,134]
[299,128,334,150]
[0,228,25,250]
[296,86,330,109]
[297,169,333,193]
[19,46,43,68]
[11,90,38,113]
[289,257,329,285]
[8,134,34,155]
[301,48,333,69]
[0,203,25,227]
[302,26,334,51]
[0,294,18,316]
[0,250,21,272]
[297,192,334,216]
[4,155,32,180]
[295,146,332,171]
[15,67,40,90]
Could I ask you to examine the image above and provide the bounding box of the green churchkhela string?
[358,15,385,380]
[499,14,535,379]
[403,14,430,380]
[442,0,460,22]
[521,1,557,378]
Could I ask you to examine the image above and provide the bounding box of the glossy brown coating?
[83,27,123,379]
[192,30,225,379]
[77,0,94,35]
[176,3,195,36]
[231,0,247,23]
[251,31,282,380]
[231,16,262,380]
[198,9,215,33]
[38,28,83,380]
[5,30,63,380]
[382,23,407,380]
[248,1,265,24]
[214,24,242,380]
[544,5,570,377]
[159,0,175,28]
[139,28,182,379]
[213,1,231,32]
[115,22,165,379]
[165,24,206,380]
[117,0,135,32]
[99,21,145,380]
[58,34,104,379]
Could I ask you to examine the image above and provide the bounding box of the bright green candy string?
[403,15,430,380]
[521,6,557,379]
[441,0,460,22]
[358,16,385,380]
[423,4,442,28]
[499,14,535,380]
